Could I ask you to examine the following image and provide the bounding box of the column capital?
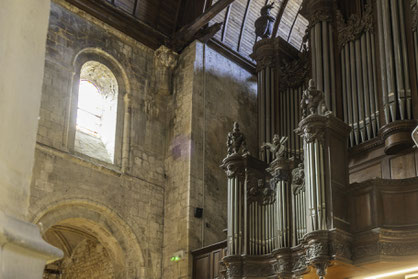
[305,0,334,28]
[250,38,276,72]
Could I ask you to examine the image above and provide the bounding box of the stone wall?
[162,41,257,278]
[30,1,257,278]
[30,1,166,278]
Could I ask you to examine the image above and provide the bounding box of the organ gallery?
[2,0,418,278]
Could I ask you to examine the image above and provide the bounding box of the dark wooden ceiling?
[64,0,308,72]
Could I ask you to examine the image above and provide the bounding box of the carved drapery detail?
[336,3,374,49]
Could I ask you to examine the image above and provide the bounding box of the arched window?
[74,61,118,163]
[67,49,130,169]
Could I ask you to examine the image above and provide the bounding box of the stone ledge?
[0,210,63,262]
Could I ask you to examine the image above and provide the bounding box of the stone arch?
[66,48,131,170]
[32,198,146,278]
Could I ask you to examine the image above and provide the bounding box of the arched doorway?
[33,199,145,279]
[43,219,117,279]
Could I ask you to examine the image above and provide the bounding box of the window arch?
[67,49,130,169]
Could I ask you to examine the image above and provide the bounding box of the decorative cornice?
[336,3,374,49]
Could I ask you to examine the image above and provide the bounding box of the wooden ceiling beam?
[172,0,236,51]
[221,3,232,42]
[65,0,168,49]
[237,0,252,52]
[272,0,289,38]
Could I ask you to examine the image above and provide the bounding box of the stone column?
[251,39,278,163]
[0,0,63,278]
[306,0,337,114]
[154,45,178,95]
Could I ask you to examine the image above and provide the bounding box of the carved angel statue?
[255,2,275,39]
[261,134,288,160]
[300,79,328,118]
[227,122,248,156]
[292,163,305,187]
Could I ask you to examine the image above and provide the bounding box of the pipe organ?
[213,1,418,278]
[337,4,380,146]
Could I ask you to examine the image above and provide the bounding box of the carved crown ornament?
[336,3,374,49]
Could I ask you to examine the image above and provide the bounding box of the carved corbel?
[154,45,178,95]
[305,232,331,279]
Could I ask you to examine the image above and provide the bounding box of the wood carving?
[255,2,275,39]
[300,79,328,118]
[336,3,374,49]
[226,122,248,157]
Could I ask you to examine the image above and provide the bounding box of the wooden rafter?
[172,0,237,51]
[132,0,139,16]
[221,3,232,42]
[287,3,303,41]
[65,0,168,49]
[237,0,252,52]
[272,0,289,38]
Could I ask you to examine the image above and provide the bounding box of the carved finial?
[300,79,328,118]
[261,134,288,161]
[254,2,275,39]
[227,122,248,156]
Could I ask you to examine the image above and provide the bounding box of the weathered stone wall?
[30,1,165,278]
[162,41,257,278]
[62,239,114,279]
[30,1,257,278]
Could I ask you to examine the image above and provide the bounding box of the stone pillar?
[251,39,278,163]
[154,45,178,95]
[306,0,337,114]
[0,0,63,278]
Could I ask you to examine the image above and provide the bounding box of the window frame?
[66,50,128,169]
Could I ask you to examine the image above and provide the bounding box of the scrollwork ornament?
[302,126,325,144]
